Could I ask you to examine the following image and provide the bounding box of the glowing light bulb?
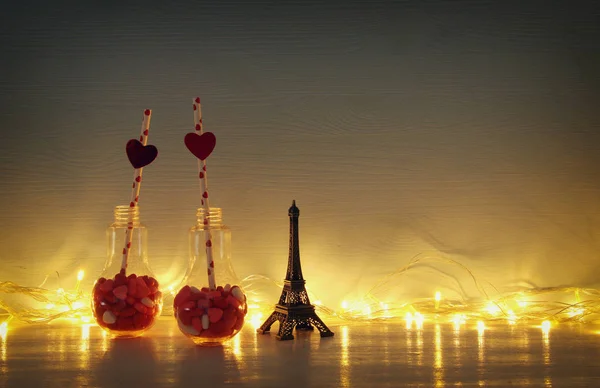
[541,320,551,334]
[477,321,485,333]
[452,314,465,328]
[77,270,85,282]
[414,312,424,329]
[341,300,349,310]
[485,302,501,315]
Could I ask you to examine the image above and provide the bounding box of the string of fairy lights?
[1,256,599,338]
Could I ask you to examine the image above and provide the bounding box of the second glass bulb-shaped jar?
[91,205,163,338]
[173,208,248,345]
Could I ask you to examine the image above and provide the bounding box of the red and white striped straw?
[121,109,152,273]
[193,97,216,290]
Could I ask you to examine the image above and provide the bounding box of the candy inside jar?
[174,206,247,344]
[92,270,162,337]
[92,205,163,338]
[174,284,247,345]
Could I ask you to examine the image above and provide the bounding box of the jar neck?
[114,205,141,226]
[196,207,223,227]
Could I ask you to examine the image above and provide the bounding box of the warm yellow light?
[381,303,391,318]
[5,251,600,328]
[507,309,517,324]
[405,312,413,329]
[477,320,485,332]
[485,302,501,315]
[541,320,551,333]
[232,331,242,357]
[363,305,372,317]
[81,324,90,340]
[249,313,264,329]
[568,308,584,318]
[0,322,7,339]
[434,291,441,310]
[452,314,465,328]
[80,316,91,323]
[414,312,424,329]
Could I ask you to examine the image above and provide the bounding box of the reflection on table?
[0,317,599,387]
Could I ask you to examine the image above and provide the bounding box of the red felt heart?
[184,132,216,161]
[126,139,158,168]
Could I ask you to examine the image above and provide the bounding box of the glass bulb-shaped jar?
[91,205,163,338]
[173,207,247,345]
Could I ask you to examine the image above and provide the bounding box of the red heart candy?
[208,307,224,323]
[184,132,216,161]
[126,139,158,168]
[113,285,128,300]
[174,286,191,308]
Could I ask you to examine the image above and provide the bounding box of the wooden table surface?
[1,317,600,387]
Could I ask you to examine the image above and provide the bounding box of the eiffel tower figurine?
[257,200,334,340]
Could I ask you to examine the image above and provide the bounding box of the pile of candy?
[174,284,247,342]
[92,270,162,334]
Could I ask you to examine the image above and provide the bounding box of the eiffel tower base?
[257,305,334,341]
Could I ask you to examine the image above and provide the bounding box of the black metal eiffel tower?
[257,200,334,340]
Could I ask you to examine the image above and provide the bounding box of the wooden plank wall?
[1,1,599,307]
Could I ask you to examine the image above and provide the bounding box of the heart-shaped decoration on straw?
[126,139,158,168]
[184,132,216,161]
